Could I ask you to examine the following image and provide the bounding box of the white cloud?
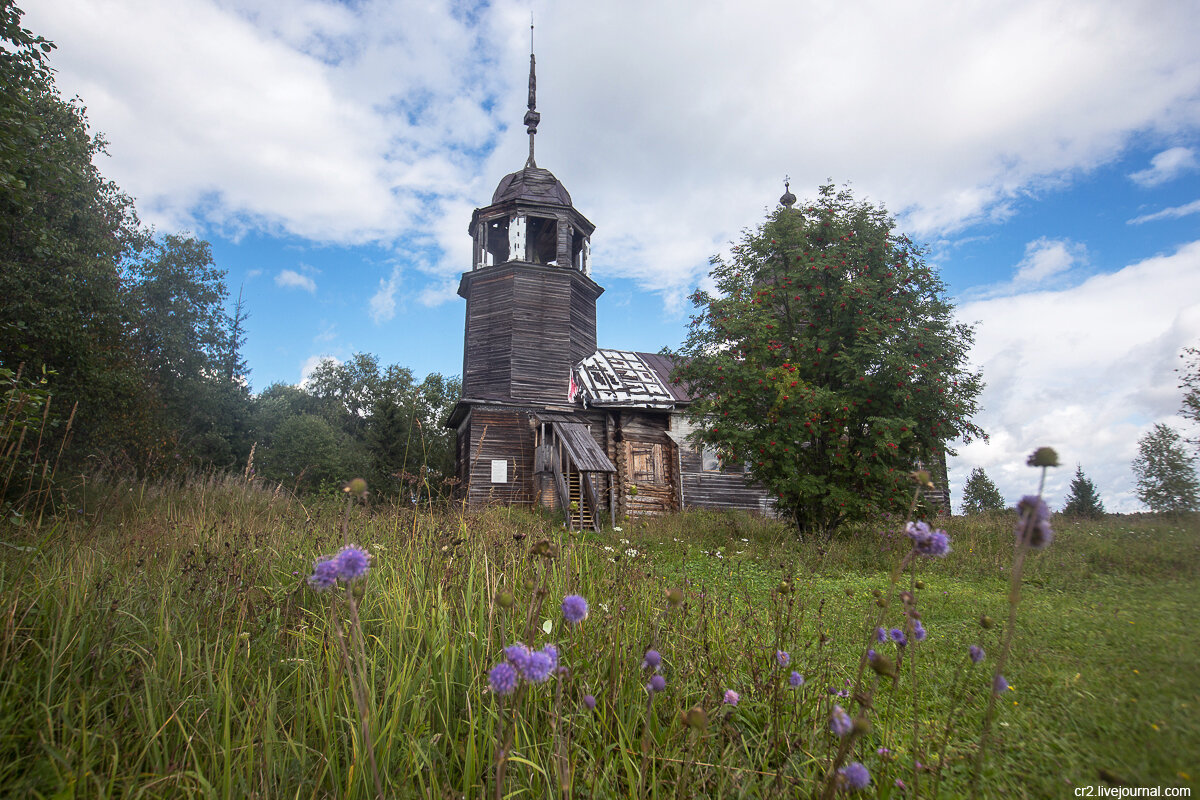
[948,240,1200,512]
[1128,146,1199,187]
[27,0,1200,305]
[1127,199,1200,225]
[275,269,317,293]
[369,265,404,323]
[1013,238,1085,285]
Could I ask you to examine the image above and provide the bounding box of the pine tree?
[1061,463,1105,517]
[960,467,1006,514]
[1131,424,1200,513]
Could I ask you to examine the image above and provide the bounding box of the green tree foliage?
[1062,463,1105,517]
[1131,423,1200,513]
[0,1,146,459]
[251,356,460,497]
[1180,344,1199,450]
[673,184,984,535]
[960,467,1006,514]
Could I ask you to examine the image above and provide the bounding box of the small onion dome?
[780,179,797,209]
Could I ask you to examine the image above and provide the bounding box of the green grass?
[0,475,1196,798]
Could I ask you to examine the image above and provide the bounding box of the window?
[527,215,558,264]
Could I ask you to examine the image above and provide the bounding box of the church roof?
[572,349,693,408]
[491,166,573,207]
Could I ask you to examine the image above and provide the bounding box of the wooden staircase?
[568,471,594,530]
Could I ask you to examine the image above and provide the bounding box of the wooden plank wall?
[612,411,677,517]
[462,270,513,400]
[465,408,535,507]
[671,413,777,515]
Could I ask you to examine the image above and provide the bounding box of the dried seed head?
[980,614,994,629]
[684,705,708,729]
[496,590,515,609]
[666,588,684,608]
[1026,447,1060,468]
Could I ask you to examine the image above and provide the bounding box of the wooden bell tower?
[457,45,603,406]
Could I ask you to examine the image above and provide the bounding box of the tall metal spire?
[523,15,540,168]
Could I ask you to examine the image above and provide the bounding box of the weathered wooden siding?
[464,408,535,508]
[611,411,677,517]
[670,413,777,515]
[459,263,602,406]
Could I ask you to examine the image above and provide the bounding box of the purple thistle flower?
[839,761,871,791]
[890,628,907,647]
[723,689,740,706]
[647,674,667,693]
[867,648,877,662]
[789,671,805,688]
[488,662,519,696]
[334,546,371,581]
[993,674,1009,694]
[562,594,588,624]
[1016,495,1054,549]
[307,558,339,591]
[969,645,985,664]
[913,620,927,642]
[504,643,531,674]
[874,627,887,643]
[830,704,853,737]
[642,649,662,671]
[583,694,596,710]
[775,650,790,667]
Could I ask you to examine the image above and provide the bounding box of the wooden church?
[444,50,775,529]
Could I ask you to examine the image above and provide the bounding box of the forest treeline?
[0,1,458,505]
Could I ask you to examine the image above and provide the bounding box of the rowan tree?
[673,184,984,535]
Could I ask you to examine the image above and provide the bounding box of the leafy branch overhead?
[673,184,985,535]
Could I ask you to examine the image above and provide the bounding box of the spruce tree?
[960,467,1006,514]
[1061,463,1105,517]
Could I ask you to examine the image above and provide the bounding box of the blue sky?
[28,0,1200,512]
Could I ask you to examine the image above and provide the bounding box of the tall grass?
[0,472,1196,797]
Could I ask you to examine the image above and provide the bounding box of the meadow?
[0,474,1196,799]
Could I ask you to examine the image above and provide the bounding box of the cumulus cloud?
[1128,146,1199,187]
[27,0,1200,306]
[949,240,1200,512]
[1127,199,1200,225]
[275,269,317,293]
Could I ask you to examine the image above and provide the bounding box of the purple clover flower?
[969,645,985,664]
[522,648,555,683]
[867,648,877,662]
[307,558,339,591]
[904,521,951,558]
[488,662,519,696]
[1016,495,1054,549]
[642,649,662,671]
[830,704,853,737]
[723,689,740,706]
[504,643,531,674]
[775,650,790,667]
[890,628,907,647]
[913,620,927,642]
[334,546,370,581]
[874,627,887,643]
[583,694,596,710]
[993,674,1009,694]
[789,671,805,688]
[839,761,871,791]
[562,594,588,624]
[647,674,666,693]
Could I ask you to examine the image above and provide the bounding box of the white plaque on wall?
[491,459,508,483]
